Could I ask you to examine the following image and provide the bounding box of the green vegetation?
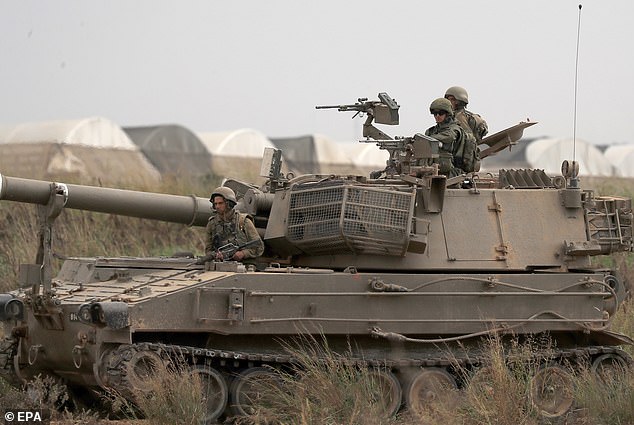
[585,176,634,200]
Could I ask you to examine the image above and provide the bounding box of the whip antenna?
[573,4,582,163]
[566,4,583,188]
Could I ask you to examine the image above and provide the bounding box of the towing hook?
[72,345,86,369]
[27,344,43,365]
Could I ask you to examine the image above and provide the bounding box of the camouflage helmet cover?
[429,98,454,115]
[444,86,469,104]
[210,186,237,205]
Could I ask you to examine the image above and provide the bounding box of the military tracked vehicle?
[1,93,633,422]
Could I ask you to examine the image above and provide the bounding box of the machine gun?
[316,92,400,140]
[191,239,262,265]
[317,93,439,179]
[361,133,440,178]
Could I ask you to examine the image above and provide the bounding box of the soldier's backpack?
[464,110,488,141]
[454,110,485,173]
[451,125,480,173]
[461,133,480,173]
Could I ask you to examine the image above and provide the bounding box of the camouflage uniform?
[442,87,487,172]
[205,209,264,259]
[454,107,488,144]
[425,117,467,178]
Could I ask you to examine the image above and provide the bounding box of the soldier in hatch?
[205,187,264,261]
[425,98,467,178]
[444,86,488,144]
[444,87,488,173]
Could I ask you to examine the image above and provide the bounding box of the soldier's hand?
[232,250,245,261]
[215,251,224,261]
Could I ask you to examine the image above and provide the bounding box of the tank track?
[103,341,632,393]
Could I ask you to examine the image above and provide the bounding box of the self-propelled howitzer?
[1,115,633,422]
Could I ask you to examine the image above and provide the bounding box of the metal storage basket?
[286,180,415,255]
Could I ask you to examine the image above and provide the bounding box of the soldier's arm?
[204,221,215,256]
[241,218,265,259]
[432,127,456,153]
[477,120,488,140]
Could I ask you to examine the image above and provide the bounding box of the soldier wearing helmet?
[424,98,467,178]
[205,187,264,261]
[444,86,489,144]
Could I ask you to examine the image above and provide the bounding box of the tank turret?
[1,95,633,422]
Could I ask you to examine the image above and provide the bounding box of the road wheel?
[405,367,457,416]
[191,365,228,424]
[230,367,282,417]
[466,366,499,415]
[591,353,629,382]
[529,366,574,418]
[124,350,166,392]
[365,369,402,418]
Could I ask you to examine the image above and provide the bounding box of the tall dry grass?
[108,361,207,425]
[237,332,634,425]
[0,374,101,424]
[237,337,403,425]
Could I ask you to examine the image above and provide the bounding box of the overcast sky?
[2,0,633,145]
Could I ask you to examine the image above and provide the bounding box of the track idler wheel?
[405,367,457,416]
[230,367,282,417]
[466,366,499,416]
[529,366,574,418]
[191,365,228,424]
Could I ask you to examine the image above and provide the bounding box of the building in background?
[124,124,211,177]
[0,117,160,185]
[482,137,616,176]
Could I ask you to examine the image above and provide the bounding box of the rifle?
[316,93,400,140]
[190,239,262,265]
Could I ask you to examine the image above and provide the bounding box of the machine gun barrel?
[315,102,367,112]
[0,174,212,227]
[316,93,399,131]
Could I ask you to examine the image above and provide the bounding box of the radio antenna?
[570,4,583,188]
[573,4,583,163]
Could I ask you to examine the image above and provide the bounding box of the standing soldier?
[205,187,264,261]
[425,98,467,178]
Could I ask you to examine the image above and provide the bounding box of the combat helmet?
[210,186,237,208]
[429,98,453,116]
[444,86,469,104]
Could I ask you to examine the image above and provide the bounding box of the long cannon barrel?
[0,174,212,227]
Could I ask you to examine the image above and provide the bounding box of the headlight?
[0,294,24,321]
[77,302,129,329]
